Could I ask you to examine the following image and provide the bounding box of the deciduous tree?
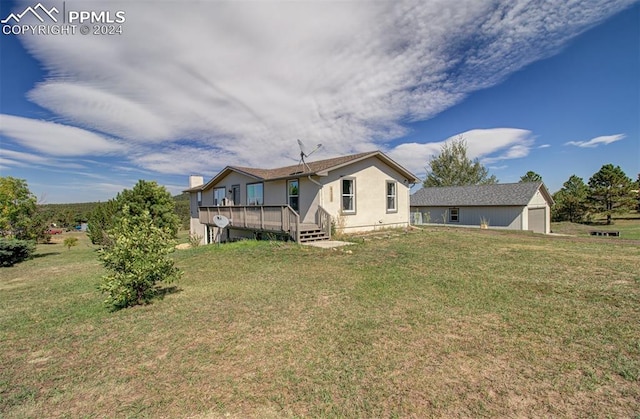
[99,206,181,310]
[0,177,39,240]
[424,137,498,187]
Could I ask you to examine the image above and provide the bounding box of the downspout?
[308,174,323,207]
[308,174,325,234]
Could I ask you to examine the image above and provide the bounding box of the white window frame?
[341,177,356,214]
[386,180,397,213]
[449,208,459,223]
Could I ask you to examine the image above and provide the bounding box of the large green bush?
[99,207,182,310]
[0,238,35,267]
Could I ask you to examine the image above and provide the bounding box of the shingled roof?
[411,182,553,207]
[187,150,418,192]
[230,151,379,180]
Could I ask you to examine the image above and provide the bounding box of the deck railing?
[316,205,332,240]
[199,205,300,242]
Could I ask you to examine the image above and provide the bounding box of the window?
[341,178,355,213]
[449,208,459,222]
[386,181,397,212]
[288,179,299,212]
[213,187,226,206]
[247,183,264,205]
[196,191,202,207]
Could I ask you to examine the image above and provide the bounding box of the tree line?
[552,167,638,225]
[0,190,190,235]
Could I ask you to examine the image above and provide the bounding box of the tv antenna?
[297,139,322,172]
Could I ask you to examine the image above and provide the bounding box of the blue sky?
[0,0,638,203]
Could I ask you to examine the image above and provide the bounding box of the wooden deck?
[199,205,331,243]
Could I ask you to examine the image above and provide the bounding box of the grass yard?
[552,211,640,240]
[1,228,639,417]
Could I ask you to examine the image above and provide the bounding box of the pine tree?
[88,180,180,245]
[552,175,588,222]
[519,171,542,183]
[587,164,635,225]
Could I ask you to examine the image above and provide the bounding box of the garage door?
[528,207,546,234]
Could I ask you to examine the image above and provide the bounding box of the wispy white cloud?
[7,0,636,175]
[0,157,29,169]
[0,148,86,169]
[0,114,124,156]
[388,128,535,176]
[565,134,626,148]
[27,82,174,142]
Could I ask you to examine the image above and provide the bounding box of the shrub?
[0,238,35,267]
[332,211,347,239]
[188,234,203,248]
[99,207,182,310]
[63,237,79,250]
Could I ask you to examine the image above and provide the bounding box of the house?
[185,151,419,244]
[410,182,554,234]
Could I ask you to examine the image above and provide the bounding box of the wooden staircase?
[299,224,330,243]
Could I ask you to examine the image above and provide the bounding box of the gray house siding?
[410,182,554,234]
[264,178,320,224]
[412,206,524,229]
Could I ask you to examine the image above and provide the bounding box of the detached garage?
[410,182,554,234]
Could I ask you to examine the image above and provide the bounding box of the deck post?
[260,207,264,229]
[280,207,291,231]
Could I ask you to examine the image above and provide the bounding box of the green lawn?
[552,211,640,240]
[1,228,638,417]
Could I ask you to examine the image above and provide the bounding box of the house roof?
[186,150,419,192]
[410,182,554,207]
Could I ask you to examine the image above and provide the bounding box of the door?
[528,207,545,234]
[288,179,299,212]
[231,185,240,205]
